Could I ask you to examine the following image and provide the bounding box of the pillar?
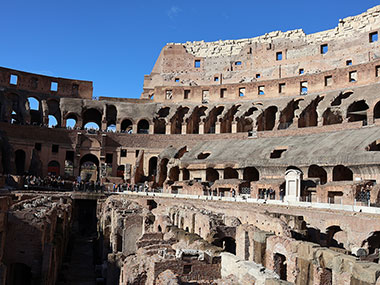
[165,123,171,135]
[231,121,237,133]
[217,169,224,180]
[181,123,187,134]
[149,123,154,134]
[215,122,221,134]
[199,122,204,134]
[132,124,138,134]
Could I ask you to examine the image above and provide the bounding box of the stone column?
[217,169,224,180]
[132,124,138,134]
[165,123,171,135]
[237,169,244,180]
[199,122,204,134]
[149,123,154,134]
[215,122,221,134]
[181,123,187,134]
[231,121,237,133]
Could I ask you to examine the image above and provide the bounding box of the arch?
[48,160,60,176]
[278,99,302,130]
[117,165,125,178]
[224,167,238,179]
[374,101,380,120]
[106,124,116,132]
[106,105,117,127]
[182,168,190,180]
[257,106,277,131]
[273,253,287,281]
[66,113,77,129]
[286,166,302,173]
[243,167,259,181]
[298,96,324,128]
[171,106,189,134]
[332,165,353,181]
[206,168,219,182]
[308,165,327,185]
[148,156,158,177]
[79,154,100,182]
[48,115,58,128]
[154,107,170,134]
[82,108,102,130]
[362,231,380,255]
[168,166,179,182]
[47,99,61,127]
[212,237,236,254]
[27,97,42,125]
[15,149,26,175]
[325,225,344,248]
[322,108,343,125]
[137,119,150,134]
[347,100,369,122]
[158,225,162,232]
[121,118,133,133]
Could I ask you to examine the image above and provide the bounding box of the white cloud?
[167,5,182,18]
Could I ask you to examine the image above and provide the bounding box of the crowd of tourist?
[24,174,68,190]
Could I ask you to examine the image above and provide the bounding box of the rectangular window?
[239,88,245,97]
[51,81,58,91]
[165,90,173,100]
[299,68,304,75]
[106,153,113,163]
[258,86,265,95]
[194,60,201,68]
[279,83,285,93]
[220,88,226,98]
[35,143,41,151]
[235,61,242,66]
[349,71,357,82]
[256,73,261,78]
[376,66,380,77]
[174,78,179,82]
[300,81,308,95]
[370,31,378,43]
[325,75,333,86]
[346,60,352,66]
[135,150,140,158]
[202,90,209,103]
[321,44,328,54]
[276,51,283,61]
[10,74,18,85]
[120,149,127,157]
[52,144,59,153]
[214,76,219,82]
[183,265,192,274]
[184,90,190,99]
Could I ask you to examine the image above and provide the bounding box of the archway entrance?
[79,154,99,182]
[48,160,60,176]
[274,253,287,281]
[15,149,26,175]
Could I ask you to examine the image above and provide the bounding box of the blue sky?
[1,0,379,99]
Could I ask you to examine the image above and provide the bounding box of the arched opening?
[278,99,301,130]
[325,225,344,248]
[298,96,323,128]
[206,168,219,182]
[374,101,380,120]
[168,166,179,182]
[82,108,102,130]
[257,106,277,131]
[48,160,60,176]
[28,97,42,125]
[171,106,189,134]
[84,122,100,130]
[106,105,117,129]
[237,107,257,133]
[212,237,236,254]
[117,165,125,178]
[187,106,208,134]
[322,108,343,125]
[273,253,287,281]
[137,119,149,134]
[66,114,77,129]
[224,167,238,179]
[48,115,58,128]
[331,91,353,106]
[148,157,158,178]
[243,167,259,181]
[15,149,26,175]
[154,107,170,134]
[7,263,32,285]
[183,168,190,180]
[333,165,353,181]
[347,100,369,122]
[220,105,239,133]
[121,119,133,133]
[205,106,224,133]
[47,99,61,127]
[158,225,162,232]
[308,165,327,185]
[180,217,184,229]
[106,124,116,132]
[363,231,380,256]
[80,154,100,182]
